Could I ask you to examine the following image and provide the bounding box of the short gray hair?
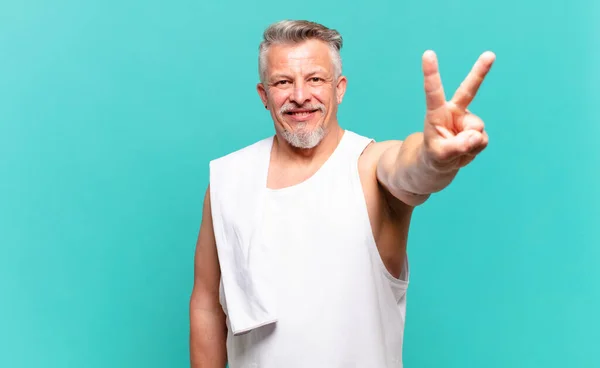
[258,20,343,83]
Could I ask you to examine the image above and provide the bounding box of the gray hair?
[258,20,343,84]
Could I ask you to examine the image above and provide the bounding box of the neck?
[273,123,344,166]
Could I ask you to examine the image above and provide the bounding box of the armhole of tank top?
[350,136,410,289]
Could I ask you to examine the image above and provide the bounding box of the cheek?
[269,91,290,108]
[312,86,334,105]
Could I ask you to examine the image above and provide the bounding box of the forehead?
[265,39,334,75]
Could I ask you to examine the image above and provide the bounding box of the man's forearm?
[377,132,458,206]
[189,305,227,368]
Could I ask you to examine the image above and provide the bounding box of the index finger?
[451,51,496,110]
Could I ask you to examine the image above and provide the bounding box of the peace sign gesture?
[421,50,496,171]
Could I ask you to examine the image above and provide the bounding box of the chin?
[281,125,325,149]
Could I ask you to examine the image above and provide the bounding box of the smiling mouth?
[285,109,319,117]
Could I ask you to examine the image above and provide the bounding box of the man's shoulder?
[359,139,403,164]
[210,135,273,167]
[208,135,272,199]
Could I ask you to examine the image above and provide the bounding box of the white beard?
[281,123,325,149]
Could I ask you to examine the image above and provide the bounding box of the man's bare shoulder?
[359,139,413,218]
[359,139,403,170]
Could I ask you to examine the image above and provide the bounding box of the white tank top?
[223,130,409,368]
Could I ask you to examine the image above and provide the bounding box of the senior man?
[189,19,495,368]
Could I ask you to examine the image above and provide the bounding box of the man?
[189,19,495,367]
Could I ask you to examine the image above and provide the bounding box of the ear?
[256,82,269,109]
[335,76,348,104]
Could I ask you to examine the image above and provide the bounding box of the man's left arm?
[376,50,496,207]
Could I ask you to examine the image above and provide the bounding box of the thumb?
[436,130,483,161]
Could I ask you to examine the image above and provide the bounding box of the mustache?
[279,103,326,114]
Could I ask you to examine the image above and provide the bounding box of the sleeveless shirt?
[217,130,410,368]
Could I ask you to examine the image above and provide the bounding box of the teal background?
[1,0,598,367]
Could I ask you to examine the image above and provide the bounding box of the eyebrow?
[269,69,328,81]
[269,73,291,81]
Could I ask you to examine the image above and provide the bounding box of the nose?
[290,81,311,105]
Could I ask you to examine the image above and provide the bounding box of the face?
[257,39,347,149]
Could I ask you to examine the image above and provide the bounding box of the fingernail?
[469,134,480,147]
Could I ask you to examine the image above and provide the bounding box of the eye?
[310,77,323,82]
[275,80,289,86]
